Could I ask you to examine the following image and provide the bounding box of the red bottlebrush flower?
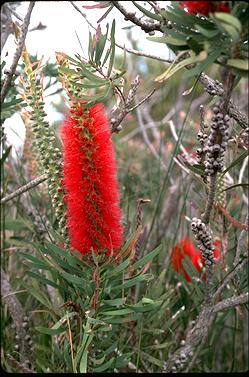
[180,1,230,15]
[180,1,211,15]
[171,238,202,282]
[213,239,221,261]
[61,102,123,256]
[171,238,221,282]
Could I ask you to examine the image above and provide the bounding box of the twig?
[111,88,156,133]
[213,257,248,300]
[1,1,35,104]
[1,174,47,204]
[70,1,173,63]
[135,102,167,171]
[111,1,162,32]
[168,120,196,165]
[213,292,248,313]
[216,204,249,231]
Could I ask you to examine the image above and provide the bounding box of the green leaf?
[106,258,130,278]
[92,357,115,372]
[195,25,219,38]
[21,281,52,309]
[94,25,109,66]
[19,252,53,270]
[221,150,249,176]
[127,300,162,313]
[92,354,106,366]
[97,4,114,23]
[184,49,221,78]
[147,35,187,46]
[141,351,164,367]
[226,59,249,70]
[101,308,134,316]
[38,245,73,272]
[45,243,89,273]
[51,312,78,330]
[118,46,126,71]
[107,20,115,77]
[133,244,161,269]
[115,353,132,369]
[133,1,162,21]
[3,218,31,231]
[222,183,249,192]
[186,37,202,54]
[26,271,65,291]
[73,81,110,89]
[102,297,127,307]
[76,62,107,83]
[88,31,94,61]
[97,340,118,359]
[62,271,86,288]
[112,273,154,290]
[103,314,139,324]
[214,12,242,33]
[36,326,66,335]
[155,52,206,82]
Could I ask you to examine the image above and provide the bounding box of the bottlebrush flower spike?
[61,102,123,256]
[171,238,221,282]
[180,1,230,16]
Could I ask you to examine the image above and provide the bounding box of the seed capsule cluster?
[191,217,215,266]
[21,52,68,241]
[13,314,34,358]
[163,350,193,373]
[204,101,230,176]
[204,80,224,96]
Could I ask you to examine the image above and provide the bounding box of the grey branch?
[1,174,47,205]
[202,174,217,225]
[1,1,35,104]
[199,73,248,129]
[1,269,29,358]
[111,88,156,133]
[163,288,248,372]
[111,1,162,32]
[213,292,248,313]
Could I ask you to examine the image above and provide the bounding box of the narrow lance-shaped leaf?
[107,20,116,77]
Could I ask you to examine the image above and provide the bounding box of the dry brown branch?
[216,204,249,231]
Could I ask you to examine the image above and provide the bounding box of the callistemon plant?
[61,101,124,256]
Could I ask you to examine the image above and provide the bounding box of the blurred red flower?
[180,1,230,15]
[171,238,221,282]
